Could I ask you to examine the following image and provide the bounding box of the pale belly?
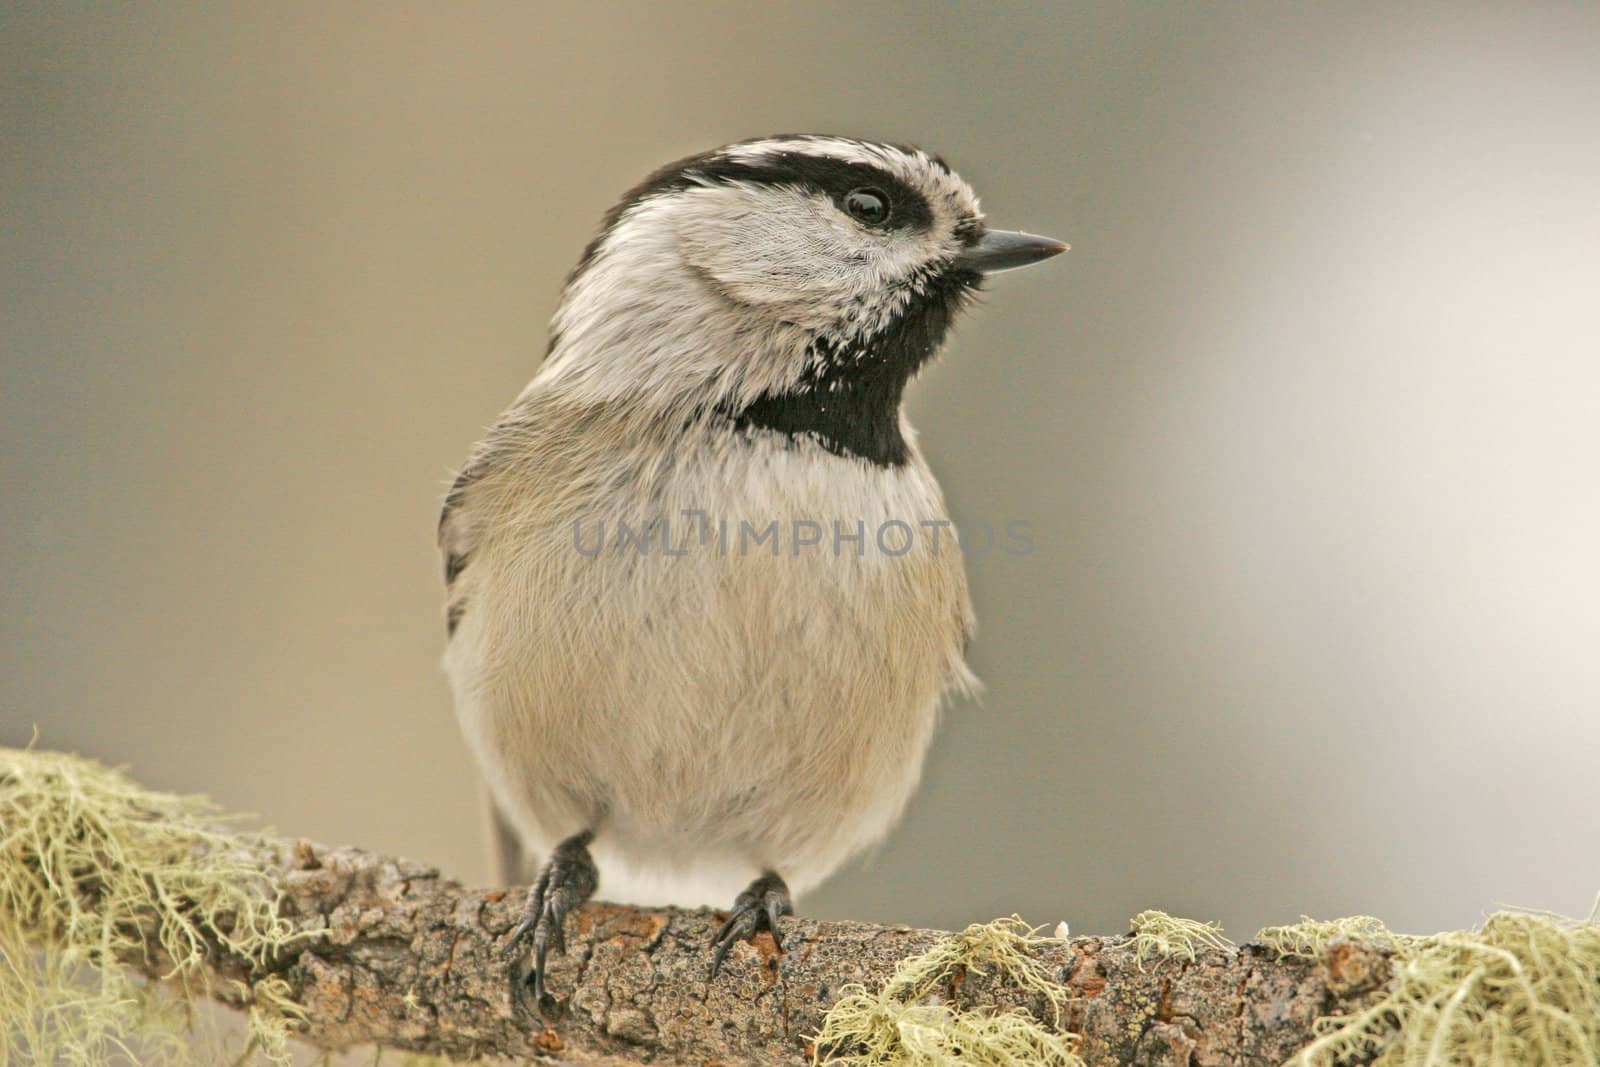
[444,439,972,905]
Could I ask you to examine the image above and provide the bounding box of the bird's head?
[538,135,1067,464]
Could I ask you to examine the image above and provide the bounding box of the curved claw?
[530,895,572,1004]
[500,830,596,1016]
[711,909,757,976]
[764,896,788,952]
[709,870,793,977]
[531,922,552,1005]
[501,916,536,962]
[500,876,548,963]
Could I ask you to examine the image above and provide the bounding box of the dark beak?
[954,229,1070,274]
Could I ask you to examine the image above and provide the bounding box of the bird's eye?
[843,187,891,227]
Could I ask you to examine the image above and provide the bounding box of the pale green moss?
[1279,905,1600,1067]
[11,743,1595,1067]
[0,746,308,1065]
[813,916,1083,1066]
[1254,915,1403,960]
[1126,909,1233,971]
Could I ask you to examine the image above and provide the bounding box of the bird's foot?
[500,830,597,1015]
[710,870,793,976]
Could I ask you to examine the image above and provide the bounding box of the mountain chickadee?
[438,134,1066,1008]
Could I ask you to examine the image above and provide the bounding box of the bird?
[437,134,1066,1010]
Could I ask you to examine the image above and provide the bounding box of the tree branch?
[131,836,1391,1065]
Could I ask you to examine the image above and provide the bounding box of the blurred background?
[5,2,1599,944]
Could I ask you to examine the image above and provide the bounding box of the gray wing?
[438,461,480,636]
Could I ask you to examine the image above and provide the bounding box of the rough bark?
[115,836,1401,1066]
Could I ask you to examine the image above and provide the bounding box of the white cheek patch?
[675,184,943,330]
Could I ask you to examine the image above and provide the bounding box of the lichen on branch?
[5,745,1600,1067]
[0,746,307,1065]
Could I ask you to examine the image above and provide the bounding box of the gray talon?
[710,870,793,976]
[501,830,597,1014]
